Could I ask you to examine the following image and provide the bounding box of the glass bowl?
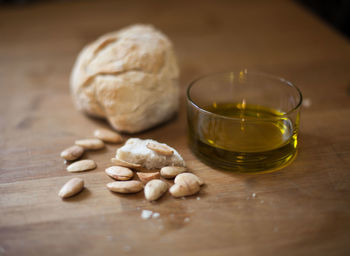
[186,70,302,173]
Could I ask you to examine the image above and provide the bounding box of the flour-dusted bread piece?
[116,138,185,169]
[70,24,180,133]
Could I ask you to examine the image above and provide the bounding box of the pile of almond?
[58,128,123,198]
[58,129,204,201]
[106,164,204,201]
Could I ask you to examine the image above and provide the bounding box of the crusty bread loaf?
[116,138,185,169]
[70,24,180,133]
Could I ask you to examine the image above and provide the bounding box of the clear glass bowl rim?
[186,70,303,121]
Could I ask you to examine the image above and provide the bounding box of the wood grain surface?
[1,0,350,255]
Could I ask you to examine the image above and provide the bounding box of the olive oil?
[188,102,298,173]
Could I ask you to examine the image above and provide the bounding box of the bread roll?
[70,24,180,133]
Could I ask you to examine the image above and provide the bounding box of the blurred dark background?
[1,0,350,38]
[297,0,350,38]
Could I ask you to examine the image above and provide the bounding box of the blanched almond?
[94,129,123,143]
[169,173,203,197]
[146,142,174,156]
[105,166,133,180]
[107,180,143,194]
[60,145,84,161]
[175,173,204,186]
[67,159,96,172]
[111,158,142,169]
[169,182,200,198]
[58,178,84,198]
[75,138,104,150]
[136,172,160,184]
[160,166,186,179]
[144,179,168,201]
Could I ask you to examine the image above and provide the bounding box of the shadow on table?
[83,111,179,136]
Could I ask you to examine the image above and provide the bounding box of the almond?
[107,180,143,194]
[105,166,133,181]
[58,178,84,198]
[94,129,123,143]
[144,179,168,201]
[175,173,204,186]
[169,183,200,198]
[60,145,84,161]
[111,158,142,169]
[160,166,186,179]
[136,172,160,184]
[75,138,104,150]
[67,159,96,172]
[169,173,203,197]
[146,142,174,156]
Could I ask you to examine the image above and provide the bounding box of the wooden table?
[1,0,350,255]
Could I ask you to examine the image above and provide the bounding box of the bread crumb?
[152,212,160,219]
[141,210,153,220]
